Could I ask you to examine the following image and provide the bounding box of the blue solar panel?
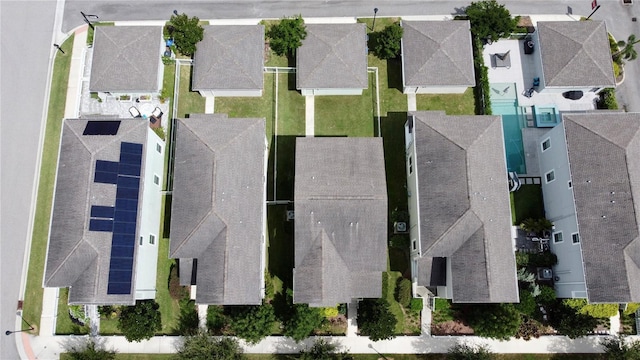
[111,245,135,258]
[119,164,141,176]
[112,233,135,246]
[115,199,138,211]
[89,219,113,232]
[110,257,134,269]
[95,160,119,173]
[114,210,137,223]
[121,142,143,155]
[120,152,142,165]
[117,176,140,189]
[107,282,131,294]
[113,221,136,235]
[109,269,133,282]
[94,171,118,184]
[116,187,139,200]
[91,206,115,219]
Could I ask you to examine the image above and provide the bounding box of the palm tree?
[614,34,640,62]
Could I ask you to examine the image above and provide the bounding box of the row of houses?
[43,17,639,309]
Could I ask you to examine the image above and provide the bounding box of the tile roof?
[294,137,387,307]
[170,115,266,305]
[562,113,640,303]
[411,111,518,303]
[44,118,148,304]
[537,21,615,88]
[192,25,265,91]
[296,23,368,90]
[90,26,163,93]
[401,20,475,87]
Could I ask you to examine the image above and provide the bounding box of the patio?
[79,47,169,128]
[484,39,598,112]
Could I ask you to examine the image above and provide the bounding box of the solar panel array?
[89,142,143,295]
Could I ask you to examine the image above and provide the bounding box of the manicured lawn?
[155,238,181,335]
[22,35,74,334]
[267,206,295,291]
[161,64,176,124]
[55,288,89,335]
[382,271,406,334]
[432,298,455,324]
[510,184,545,225]
[177,64,205,118]
[416,88,476,115]
[381,111,410,226]
[99,316,121,335]
[86,22,115,45]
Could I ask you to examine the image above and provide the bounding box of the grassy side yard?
[155,238,181,335]
[177,64,205,118]
[55,288,89,335]
[510,184,545,225]
[162,64,176,122]
[22,35,74,333]
[416,88,476,115]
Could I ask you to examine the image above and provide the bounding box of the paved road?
[0,1,57,358]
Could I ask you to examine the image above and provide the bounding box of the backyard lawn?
[510,184,545,225]
[55,288,89,335]
[22,35,74,333]
[176,64,205,118]
[416,88,476,115]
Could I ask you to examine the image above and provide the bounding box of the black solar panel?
[107,282,131,295]
[114,210,137,223]
[95,160,119,173]
[83,121,121,135]
[112,233,135,246]
[111,245,135,258]
[94,171,118,184]
[110,257,134,269]
[89,219,113,232]
[115,199,138,211]
[121,142,143,154]
[119,164,141,177]
[117,176,140,189]
[91,206,115,219]
[120,152,142,165]
[113,221,136,235]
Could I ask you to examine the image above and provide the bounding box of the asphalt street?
[1,1,57,357]
[1,0,640,358]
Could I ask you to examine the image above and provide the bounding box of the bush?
[373,22,404,60]
[338,303,347,315]
[515,252,529,267]
[69,305,88,325]
[410,298,423,313]
[536,285,556,305]
[264,272,275,301]
[267,15,307,57]
[472,38,491,115]
[527,252,558,267]
[515,317,544,340]
[226,303,276,344]
[466,303,522,340]
[515,290,537,316]
[98,305,118,319]
[624,303,640,315]
[389,235,409,249]
[563,299,619,318]
[395,278,412,308]
[169,263,188,300]
[118,300,162,342]
[323,306,339,318]
[206,305,226,334]
[597,88,619,110]
[357,298,397,341]
[175,298,200,335]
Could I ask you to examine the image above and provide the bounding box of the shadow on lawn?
[386,58,404,91]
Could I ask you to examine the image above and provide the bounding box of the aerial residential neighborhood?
[4,0,640,358]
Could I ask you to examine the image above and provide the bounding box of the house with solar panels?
[169,114,267,305]
[44,118,165,304]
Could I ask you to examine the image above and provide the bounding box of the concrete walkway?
[305,95,314,137]
[205,96,214,114]
[407,93,417,112]
[347,300,358,337]
[63,26,88,118]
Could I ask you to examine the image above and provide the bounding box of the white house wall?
[300,88,364,96]
[403,86,468,94]
[537,124,587,299]
[405,119,422,296]
[134,129,165,300]
[198,89,263,97]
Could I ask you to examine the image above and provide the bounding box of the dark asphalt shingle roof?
[411,111,518,303]
[170,115,266,305]
[192,25,264,91]
[294,137,387,307]
[562,113,640,303]
[537,21,615,88]
[296,23,368,90]
[401,20,475,87]
[89,26,163,93]
[44,118,148,305]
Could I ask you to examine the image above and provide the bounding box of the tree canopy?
[601,334,640,360]
[357,298,397,341]
[465,0,518,43]
[65,338,116,360]
[562,299,619,318]
[226,303,276,344]
[466,303,521,340]
[299,339,354,360]
[168,13,204,56]
[549,302,599,339]
[614,34,640,62]
[447,343,495,360]
[280,289,324,342]
[118,300,162,342]
[175,332,246,360]
[373,22,404,60]
[267,15,307,57]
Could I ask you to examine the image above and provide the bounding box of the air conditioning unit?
[537,267,553,280]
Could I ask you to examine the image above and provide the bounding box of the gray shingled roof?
[89,26,162,92]
[192,25,265,91]
[537,21,615,88]
[294,137,387,307]
[401,20,475,87]
[170,115,266,305]
[44,118,148,305]
[296,23,368,90]
[411,111,518,303]
[562,113,640,303]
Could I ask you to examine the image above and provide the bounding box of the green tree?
[118,300,162,342]
[373,22,404,60]
[601,334,640,360]
[549,302,598,339]
[447,343,494,360]
[175,331,245,360]
[299,339,354,360]
[466,303,521,340]
[395,278,412,308]
[266,15,307,57]
[175,298,200,335]
[536,285,556,305]
[614,34,640,62]
[562,299,619,318]
[226,303,275,344]
[515,290,536,316]
[168,13,204,56]
[357,298,397,341]
[465,0,518,43]
[65,338,116,360]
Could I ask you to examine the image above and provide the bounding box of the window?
[572,233,580,244]
[568,181,572,189]
[541,138,551,151]
[412,239,417,251]
[156,143,162,153]
[139,236,143,246]
[408,156,413,175]
[153,174,160,185]
[553,232,563,243]
[149,234,156,245]
[545,170,555,183]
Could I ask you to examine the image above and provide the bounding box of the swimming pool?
[490,83,526,174]
[533,105,560,127]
